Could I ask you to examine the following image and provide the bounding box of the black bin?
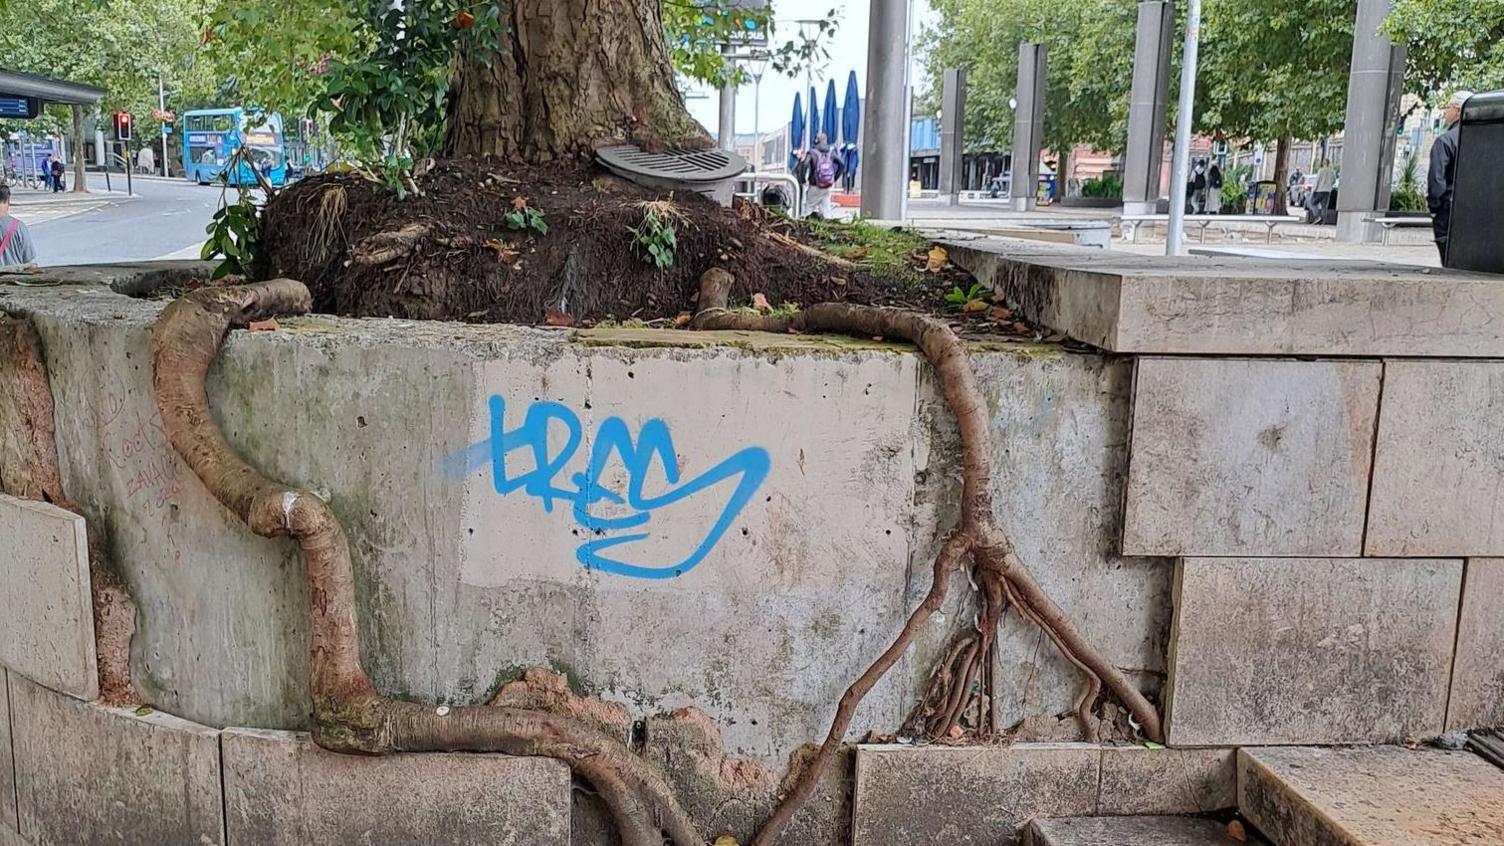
[1448,91,1504,273]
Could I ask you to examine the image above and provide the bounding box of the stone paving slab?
[0,670,14,834]
[0,825,27,846]
[852,743,1100,846]
[946,240,1504,356]
[1239,746,1504,846]
[1097,745,1235,815]
[1123,358,1380,557]
[1448,559,1504,729]
[0,495,97,701]
[221,728,570,845]
[1166,557,1461,746]
[1368,361,1504,556]
[1028,815,1260,846]
[9,674,223,846]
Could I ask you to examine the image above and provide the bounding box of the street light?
[748,53,769,168]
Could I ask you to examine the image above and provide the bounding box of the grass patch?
[802,217,932,285]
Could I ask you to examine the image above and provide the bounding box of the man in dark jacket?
[1428,91,1472,262]
[794,133,846,219]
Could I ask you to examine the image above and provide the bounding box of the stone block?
[1097,745,1235,815]
[1239,746,1504,846]
[1368,361,1504,556]
[9,674,223,846]
[1028,816,1261,846]
[852,743,1100,845]
[1123,358,1380,557]
[0,825,28,846]
[1448,558,1504,729]
[1,670,14,834]
[221,728,570,845]
[0,494,97,701]
[1166,557,1460,746]
[946,240,1504,356]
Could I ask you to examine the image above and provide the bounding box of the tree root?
[688,268,1164,846]
[351,222,432,266]
[0,315,140,706]
[149,280,701,846]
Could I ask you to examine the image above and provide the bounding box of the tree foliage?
[920,0,1137,155]
[1196,0,1356,144]
[1386,0,1504,96]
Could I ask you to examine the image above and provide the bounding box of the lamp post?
[748,54,768,169]
[1167,0,1203,256]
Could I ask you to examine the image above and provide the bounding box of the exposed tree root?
[351,222,433,266]
[149,280,701,846]
[0,315,140,706]
[688,268,1165,846]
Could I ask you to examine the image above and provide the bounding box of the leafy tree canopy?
[1386,0,1504,97]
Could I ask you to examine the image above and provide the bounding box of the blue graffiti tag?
[444,396,771,580]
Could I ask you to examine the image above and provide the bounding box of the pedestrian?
[0,184,39,270]
[48,156,64,192]
[1206,162,1224,214]
[137,145,155,176]
[1191,159,1208,214]
[795,132,845,219]
[1310,161,1337,222]
[1427,90,1473,263]
[37,153,51,190]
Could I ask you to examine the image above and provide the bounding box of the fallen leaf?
[1142,741,1166,750]
[1226,820,1247,842]
[962,299,988,314]
[1010,322,1033,334]
[511,195,529,210]
[247,319,279,332]
[925,246,950,273]
[847,246,871,261]
[674,312,692,328]
[989,306,1014,320]
[947,725,964,740]
[544,309,575,327]
[752,292,772,314]
[713,837,740,846]
[134,705,153,717]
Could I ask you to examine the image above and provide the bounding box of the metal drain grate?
[596,144,748,187]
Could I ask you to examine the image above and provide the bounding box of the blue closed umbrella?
[841,70,861,180]
[823,79,839,145]
[788,92,804,171]
[808,86,820,150]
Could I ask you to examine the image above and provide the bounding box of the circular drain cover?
[596,144,748,189]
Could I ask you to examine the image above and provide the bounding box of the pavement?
[16,172,224,266]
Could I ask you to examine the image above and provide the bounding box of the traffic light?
[115,112,132,141]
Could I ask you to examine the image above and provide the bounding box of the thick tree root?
[150,280,701,846]
[0,315,139,705]
[689,268,1165,846]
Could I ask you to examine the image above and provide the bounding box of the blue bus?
[182,109,288,187]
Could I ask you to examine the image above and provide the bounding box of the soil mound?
[260,158,937,325]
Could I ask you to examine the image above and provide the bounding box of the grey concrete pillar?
[938,68,967,205]
[1123,1,1174,216]
[1010,43,1046,212]
[1336,0,1406,241]
[860,0,911,220]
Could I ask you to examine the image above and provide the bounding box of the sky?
[684,0,937,136]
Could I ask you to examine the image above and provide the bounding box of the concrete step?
[1027,816,1263,846]
[1238,746,1504,846]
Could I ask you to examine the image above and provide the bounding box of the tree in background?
[1196,0,1356,214]
[1386,0,1504,95]
[920,0,1138,161]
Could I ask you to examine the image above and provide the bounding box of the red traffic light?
[114,112,132,140]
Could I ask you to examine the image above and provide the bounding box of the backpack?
[812,149,837,189]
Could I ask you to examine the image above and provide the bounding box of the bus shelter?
[0,69,105,193]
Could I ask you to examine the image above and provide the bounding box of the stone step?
[1027,816,1263,846]
[1238,746,1504,846]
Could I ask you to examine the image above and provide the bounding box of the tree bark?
[71,105,88,194]
[1272,136,1291,216]
[447,0,709,160]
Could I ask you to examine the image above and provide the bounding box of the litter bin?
[1447,90,1504,273]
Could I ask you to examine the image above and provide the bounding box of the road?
[17,173,224,266]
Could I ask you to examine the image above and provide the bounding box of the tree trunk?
[447,0,709,161]
[71,105,88,194]
[1272,135,1291,216]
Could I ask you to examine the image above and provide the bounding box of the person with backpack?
[795,132,845,219]
[0,184,39,269]
[1206,161,1224,214]
[48,156,65,192]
